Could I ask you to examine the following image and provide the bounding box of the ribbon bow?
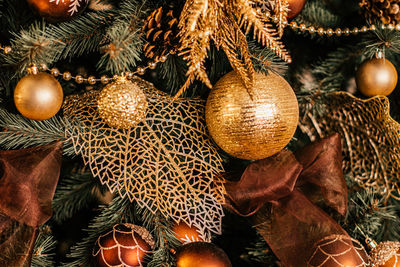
[225,134,351,266]
[0,142,63,266]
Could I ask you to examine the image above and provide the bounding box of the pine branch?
[0,109,74,155]
[3,21,66,73]
[341,176,400,242]
[32,228,57,267]
[96,0,147,73]
[360,27,400,58]
[47,10,114,60]
[53,170,107,224]
[294,0,342,29]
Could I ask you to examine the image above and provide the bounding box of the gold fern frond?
[236,0,291,62]
[274,0,289,37]
[215,16,255,92]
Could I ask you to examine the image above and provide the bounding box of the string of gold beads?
[267,12,399,36]
[28,55,168,85]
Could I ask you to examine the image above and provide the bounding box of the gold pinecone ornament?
[360,0,400,24]
[143,7,180,61]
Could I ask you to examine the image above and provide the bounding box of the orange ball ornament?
[356,58,398,97]
[172,223,203,243]
[26,0,89,22]
[370,241,400,267]
[14,72,63,121]
[176,242,232,267]
[307,235,369,267]
[93,224,155,267]
[287,0,307,18]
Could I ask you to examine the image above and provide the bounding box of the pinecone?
[143,7,180,61]
[360,0,400,25]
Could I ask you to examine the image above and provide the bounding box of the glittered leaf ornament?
[63,76,225,241]
[299,91,400,199]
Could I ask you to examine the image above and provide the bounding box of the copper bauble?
[356,58,398,97]
[97,76,148,129]
[93,224,155,267]
[176,242,232,267]
[287,0,307,18]
[205,71,299,160]
[370,241,400,267]
[14,72,63,121]
[27,0,89,22]
[308,235,369,267]
[173,223,203,243]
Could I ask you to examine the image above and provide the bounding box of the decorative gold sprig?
[176,0,291,98]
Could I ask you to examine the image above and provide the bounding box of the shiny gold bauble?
[14,73,63,121]
[287,0,307,18]
[27,0,89,22]
[173,223,203,243]
[205,71,299,160]
[97,76,148,129]
[93,224,155,267]
[308,235,369,267]
[176,242,232,267]
[370,241,400,267]
[356,58,398,97]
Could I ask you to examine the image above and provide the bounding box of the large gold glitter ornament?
[299,92,400,199]
[370,241,400,267]
[97,76,148,129]
[64,76,225,241]
[14,72,63,121]
[205,71,299,160]
[356,58,398,97]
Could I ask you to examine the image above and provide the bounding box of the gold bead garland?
[33,54,169,86]
[265,11,398,36]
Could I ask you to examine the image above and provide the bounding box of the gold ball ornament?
[14,72,63,121]
[370,241,400,267]
[356,58,398,97]
[92,223,155,267]
[206,71,299,161]
[173,223,203,243]
[307,235,369,267]
[176,242,232,267]
[26,0,89,22]
[287,0,307,18]
[97,76,148,129]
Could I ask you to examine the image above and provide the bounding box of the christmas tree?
[0,0,400,266]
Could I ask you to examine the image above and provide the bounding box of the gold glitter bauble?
[14,72,63,121]
[356,58,398,97]
[370,241,400,267]
[97,76,148,129]
[205,71,299,160]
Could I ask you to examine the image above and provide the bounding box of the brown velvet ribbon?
[225,134,349,267]
[0,142,63,267]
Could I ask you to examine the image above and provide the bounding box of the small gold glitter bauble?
[14,72,63,121]
[370,241,400,267]
[176,242,232,267]
[97,76,148,129]
[205,71,299,160]
[356,58,398,97]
